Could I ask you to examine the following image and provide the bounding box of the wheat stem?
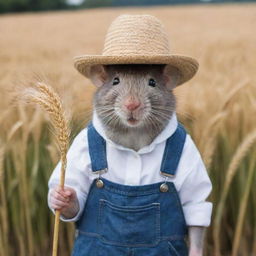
[0,145,8,256]
[20,82,70,256]
[213,129,256,256]
[231,158,255,256]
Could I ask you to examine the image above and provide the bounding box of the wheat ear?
[21,82,70,256]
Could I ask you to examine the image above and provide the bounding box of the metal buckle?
[160,171,175,178]
[159,175,169,192]
[93,168,107,189]
[92,168,108,176]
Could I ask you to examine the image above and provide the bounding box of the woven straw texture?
[74,14,199,86]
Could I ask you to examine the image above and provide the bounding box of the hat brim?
[74,54,199,86]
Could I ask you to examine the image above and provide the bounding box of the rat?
[92,64,177,151]
[49,64,209,256]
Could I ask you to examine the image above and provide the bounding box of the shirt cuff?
[183,202,213,227]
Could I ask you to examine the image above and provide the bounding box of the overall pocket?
[98,199,160,247]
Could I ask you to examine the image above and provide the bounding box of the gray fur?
[92,64,177,151]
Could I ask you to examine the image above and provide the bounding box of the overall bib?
[72,123,188,256]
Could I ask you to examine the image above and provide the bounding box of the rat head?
[90,64,181,133]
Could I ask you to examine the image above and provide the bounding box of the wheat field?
[0,3,256,256]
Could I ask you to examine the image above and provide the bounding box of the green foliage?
[0,0,68,13]
[81,0,113,8]
[1,0,256,13]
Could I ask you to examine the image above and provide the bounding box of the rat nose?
[124,97,141,111]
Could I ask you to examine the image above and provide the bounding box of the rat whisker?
[150,110,173,121]
[145,115,162,133]
[151,106,174,112]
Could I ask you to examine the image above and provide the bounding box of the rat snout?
[124,97,141,111]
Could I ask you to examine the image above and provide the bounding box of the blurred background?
[0,0,255,13]
[0,0,255,256]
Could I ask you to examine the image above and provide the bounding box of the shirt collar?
[92,111,178,154]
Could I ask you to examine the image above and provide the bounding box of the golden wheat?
[19,82,71,256]
[213,129,256,256]
[0,144,8,256]
[231,159,256,256]
[0,3,255,256]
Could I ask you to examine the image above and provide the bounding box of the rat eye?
[113,77,120,86]
[148,78,156,87]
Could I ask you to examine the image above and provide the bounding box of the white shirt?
[48,112,212,226]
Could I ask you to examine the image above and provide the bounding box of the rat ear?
[163,65,181,90]
[88,65,107,87]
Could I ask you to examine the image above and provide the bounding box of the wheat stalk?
[20,82,70,256]
[231,158,256,256]
[219,79,249,111]
[213,129,256,256]
[199,111,227,169]
[0,144,8,256]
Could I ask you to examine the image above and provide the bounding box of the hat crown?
[103,15,170,56]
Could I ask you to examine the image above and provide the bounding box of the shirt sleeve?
[177,135,213,227]
[48,128,91,222]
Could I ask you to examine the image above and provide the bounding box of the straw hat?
[74,14,199,86]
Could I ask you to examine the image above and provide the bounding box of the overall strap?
[160,123,187,177]
[87,122,108,174]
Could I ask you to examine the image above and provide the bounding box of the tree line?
[0,0,254,14]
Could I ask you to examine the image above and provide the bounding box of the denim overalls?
[72,123,188,256]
